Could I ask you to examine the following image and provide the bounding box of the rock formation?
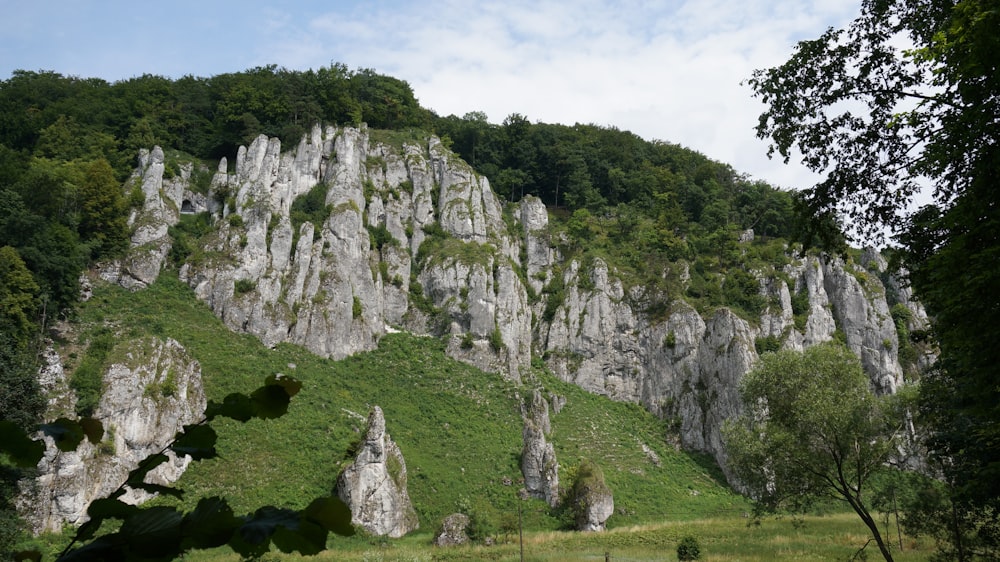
[336,406,418,538]
[570,460,614,532]
[521,390,559,507]
[433,513,471,547]
[108,125,920,483]
[25,337,205,533]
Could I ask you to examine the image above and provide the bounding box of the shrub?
[234,278,255,295]
[677,535,701,560]
[489,326,504,353]
[754,335,782,355]
[460,332,474,350]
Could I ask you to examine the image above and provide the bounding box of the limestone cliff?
[24,337,206,533]
[112,126,919,482]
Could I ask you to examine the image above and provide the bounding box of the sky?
[0,0,862,191]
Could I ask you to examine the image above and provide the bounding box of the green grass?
[176,513,935,561]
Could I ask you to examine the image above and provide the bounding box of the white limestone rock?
[25,337,205,533]
[336,406,418,538]
[521,390,559,507]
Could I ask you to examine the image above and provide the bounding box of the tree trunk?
[848,497,895,562]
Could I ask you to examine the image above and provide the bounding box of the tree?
[724,344,903,561]
[748,1,1000,554]
[77,158,129,260]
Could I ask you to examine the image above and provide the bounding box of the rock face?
[25,337,205,533]
[100,147,209,290]
[106,127,534,379]
[110,125,920,483]
[521,390,559,507]
[336,406,418,538]
[433,513,471,547]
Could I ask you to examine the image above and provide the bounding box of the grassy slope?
[67,271,745,536]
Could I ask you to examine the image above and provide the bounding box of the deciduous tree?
[724,344,902,561]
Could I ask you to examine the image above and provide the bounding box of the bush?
[677,535,701,561]
[234,278,255,295]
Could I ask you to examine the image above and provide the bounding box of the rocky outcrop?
[521,390,559,507]
[108,125,920,485]
[117,126,535,379]
[433,513,471,547]
[100,148,212,290]
[336,406,418,538]
[25,337,206,533]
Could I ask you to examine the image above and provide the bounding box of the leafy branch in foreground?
[1,374,355,561]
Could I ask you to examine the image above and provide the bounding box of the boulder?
[433,513,471,547]
[570,460,614,532]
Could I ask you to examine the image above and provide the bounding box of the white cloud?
[253,0,861,189]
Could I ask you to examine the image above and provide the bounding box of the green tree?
[0,246,40,344]
[724,344,902,561]
[77,158,129,259]
[748,1,1000,553]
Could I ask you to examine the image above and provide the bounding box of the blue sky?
[1,0,861,191]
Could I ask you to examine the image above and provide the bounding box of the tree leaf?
[265,373,302,398]
[0,420,44,467]
[78,417,104,444]
[39,417,85,452]
[129,481,183,499]
[119,506,183,559]
[180,496,240,550]
[303,496,355,537]
[125,453,169,489]
[272,519,327,555]
[250,384,292,420]
[57,536,119,562]
[171,423,217,460]
[238,506,300,545]
[87,497,141,520]
[205,392,254,422]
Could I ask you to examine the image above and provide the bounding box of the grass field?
[174,512,935,561]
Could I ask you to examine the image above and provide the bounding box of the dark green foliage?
[233,278,255,295]
[352,295,362,319]
[750,2,1000,557]
[2,375,355,561]
[790,282,810,331]
[289,182,331,233]
[564,459,612,531]
[677,535,702,560]
[366,223,394,251]
[754,335,782,355]
[70,328,115,417]
[725,344,902,561]
[168,212,214,267]
[488,326,504,353]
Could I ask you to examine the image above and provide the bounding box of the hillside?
[62,272,746,531]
